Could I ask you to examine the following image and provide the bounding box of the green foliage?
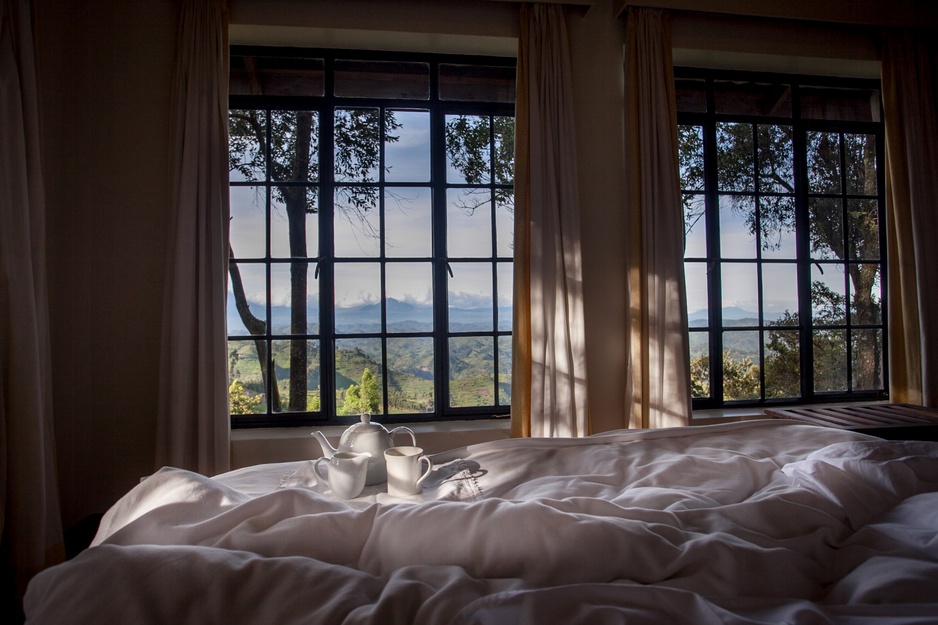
[229,380,263,415]
[339,368,381,415]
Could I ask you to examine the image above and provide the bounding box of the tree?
[339,368,380,415]
[228,380,263,414]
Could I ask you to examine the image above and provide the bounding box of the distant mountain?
[688,306,784,326]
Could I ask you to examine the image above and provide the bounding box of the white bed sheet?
[24,420,938,624]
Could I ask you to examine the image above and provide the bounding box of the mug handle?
[390,426,417,447]
[415,455,432,486]
[312,457,330,487]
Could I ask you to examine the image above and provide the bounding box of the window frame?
[228,46,516,428]
[676,67,889,411]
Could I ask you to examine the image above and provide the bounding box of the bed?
[23,420,938,624]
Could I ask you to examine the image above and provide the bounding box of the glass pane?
[497,262,513,332]
[227,339,267,414]
[800,86,881,122]
[334,263,381,333]
[334,108,381,183]
[721,263,758,324]
[335,187,380,258]
[679,125,705,190]
[844,133,877,195]
[385,187,432,258]
[852,328,883,391]
[811,265,846,325]
[229,110,266,182]
[807,131,841,194]
[449,262,493,332]
[335,338,384,415]
[809,197,843,260]
[229,55,324,97]
[761,263,798,325]
[439,64,515,102]
[498,335,512,406]
[689,332,710,399]
[850,264,882,326]
[675,78,707,113]
[720,195,756,259]
[722,331,760,401]
[385,110,430,182]
[385,262,433,332]
[271,190,319,259]
[717,123,754,192]
[227,262,266,336]
[813,328,847,392]
[494,116,514,185]
[848,199,879,261]
[759,196,796,258]
[714,79,791,117]
[230,186,266,259]
[683,194,707,258]
[685,262,709,325]
[495,192,514,258]
[446,114,491,184]
[271,338,319,413]
[387,337,434,413]
[334,59,430,99]
[270,111,319,183]
[764,329,800,399]
[449,336,495,407]
[448,189,492,257]
[271,262,317,334]
[757,124,793,193]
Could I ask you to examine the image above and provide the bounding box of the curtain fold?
[623,7,692,429]
[882,30,938,407]
[511,3,589,438]
[156,0,231,475]
[0,0,65,602]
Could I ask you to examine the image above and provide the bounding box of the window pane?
[230,186,266,259]
[448,189,492,258]
[685,262,709,324]
[385,110,430,182]
[714,79,791,117]
[848,199,879,261]
[449,336,495,407]
[757,124,793,193]
[384,187,432,258]
[812,265,846,325]
[334,263,381,333]
[229,110,266,182]
[227,262,266,336]
[809,197,843,260]
[228,339,267,414]
[851,264,882,326]
[497,262,513,332]
[717,123,754,192]
[334,108,380,183]
[336,338,383,414]
[439,64,515,102]
[762,263,798,325]
[720,196,757,259]
[800,86,881,122]
[722,263,758,323]
[722,331,760,401]
[689,332,710,399]
[385,262,433,332]
[270,110,319,183]
[334,59,430,99]
[271,262,318,334]
[230,55,324,97]
[494,116,514,185]
[335,187,380,258]
[759,196,796,259]
[844,133,877,195]
[852,328,883,391]
[272,339,319,413]
[271,190,318,259]
[495,192,514,258]
[446,114,491,184]
[813,329,847,392]
[764,329,800,399]
[449,263,493,332]
[679,125,705,190]
[387,337,434,414]
[498,335,512,406]
[683,194,707,258]
[807,131,841,194]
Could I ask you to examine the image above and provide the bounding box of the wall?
[34,0,933,530]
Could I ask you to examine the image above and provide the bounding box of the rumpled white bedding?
[24,420,938,624]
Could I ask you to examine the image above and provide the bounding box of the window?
[676,69,887,409]
[227,48,515,427]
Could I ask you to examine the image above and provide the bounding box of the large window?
[227,48,515,427]
[676,69,887,409]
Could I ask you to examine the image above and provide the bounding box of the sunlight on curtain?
[624,7,692,429]
[512,3,589,438]
[882,30,938,407]
[0,0,65,601]
[156,0,231,475]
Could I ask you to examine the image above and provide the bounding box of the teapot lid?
[346,413,387,434]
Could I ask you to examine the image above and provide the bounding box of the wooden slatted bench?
[764,403,938,441]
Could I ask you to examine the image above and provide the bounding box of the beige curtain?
[882,30,938,407]
[623,7,692,429]
[0,0,65,603]
[511,3,589,438]
[156,0,231,475]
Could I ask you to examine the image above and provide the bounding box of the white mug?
[384,446,432,497]
[313,451,371,500]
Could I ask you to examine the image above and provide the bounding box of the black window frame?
[228,46,516,428]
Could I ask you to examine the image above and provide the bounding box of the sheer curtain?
[882,30,938,407]
[623,7,692,429]
[0,0,64,602]
[511,3,589,438]
[156,0,230,475]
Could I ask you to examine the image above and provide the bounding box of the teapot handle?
[389,426,416,447]
[312,457,330,487]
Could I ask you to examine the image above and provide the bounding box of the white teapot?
[311,414,416,485]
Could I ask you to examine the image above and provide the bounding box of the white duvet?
[24,420,938,624]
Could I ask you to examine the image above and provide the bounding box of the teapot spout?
[311,430,337,458]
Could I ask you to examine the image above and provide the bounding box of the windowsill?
[691,400,891,425]
[231,417,511,441]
